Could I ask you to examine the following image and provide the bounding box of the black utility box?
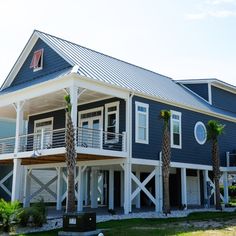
[63,212,96,232]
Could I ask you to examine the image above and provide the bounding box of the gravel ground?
[13,207,236,235]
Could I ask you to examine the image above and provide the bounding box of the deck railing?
[226,152,236,167]
[0,127,127,155]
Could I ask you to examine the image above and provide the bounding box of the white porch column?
[124,162,131,214]
[14,101,24,154]
[120,170,124,207]
[84,170,89,206]
[181,168,187,208]
[223,172,229,204]
[109,169,114,210]
[77,166,84,212]
[91,169,98,208]
[135,171,141,208]
[203,170,208,206]
[155,165,163,212]
[56,167,62,210]
[12,101,25,201]
[69,86,79,127]
[11,159,23,201]
[23,168,31,207]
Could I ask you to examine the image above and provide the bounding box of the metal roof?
[2,30,236,120]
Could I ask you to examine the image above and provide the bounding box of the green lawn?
[16,211,236,236]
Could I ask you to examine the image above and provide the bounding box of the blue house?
[0,30,234,213]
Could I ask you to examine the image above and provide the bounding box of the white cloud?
[206,0,236,5]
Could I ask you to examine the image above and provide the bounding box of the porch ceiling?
[0,89,111,119]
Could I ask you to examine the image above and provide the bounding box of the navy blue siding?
[28,109,66,134]
[212,86,236,113]
[133,96,236,167]
[28,97,126,134]
[11,39,71,87]
[0,165,12,201]
[184,84,209,101]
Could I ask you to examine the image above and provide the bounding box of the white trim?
[135,102,149,144]
[170,110,182,149]
[194,121,207,145]
[105,101,120,143]
[34,117,54,131]
[208,83,212,104]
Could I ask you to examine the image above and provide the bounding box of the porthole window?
[194,121,207,145]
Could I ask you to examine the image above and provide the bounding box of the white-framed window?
[34,117,53,149]
[105,101,120,143]
[194,121,207,145]
[170,110,182,149]
[135,102,149,144]
[30,48,44,72]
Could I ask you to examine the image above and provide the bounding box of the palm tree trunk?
[212,139,222,210]
[65,113,76,213]
[67,167,76,213]
[162,125,171,214]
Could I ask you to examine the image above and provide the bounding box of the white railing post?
[100,129,103,150]
[226,152,230,167]
[40,128,44,150]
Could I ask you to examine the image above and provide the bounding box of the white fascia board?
[176,79,216,85]
[135,92,236,123]
[72,74,130,99]
[0,74,73,107]
[1,34,39,90]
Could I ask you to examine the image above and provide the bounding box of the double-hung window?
[105,101,119,143]
[135,102,149,144]
[170,110,182,149]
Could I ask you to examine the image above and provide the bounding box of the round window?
[194,121,207,145]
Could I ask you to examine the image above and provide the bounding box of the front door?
[34,118,53,150]
[79,115,102,148]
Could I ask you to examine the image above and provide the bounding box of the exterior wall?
[132,96,236,167]
[212,86,236,113]
[0,119,16,138]
[28,97,126,134]
[184,83,209,102]
[10,38,71,88]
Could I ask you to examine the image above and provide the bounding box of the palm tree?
[207,120,225,210]
[160,109,171,214]
[64,95,76,213]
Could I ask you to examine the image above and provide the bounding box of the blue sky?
[0,0,236,85]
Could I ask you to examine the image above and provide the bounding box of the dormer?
[177,79,236,114]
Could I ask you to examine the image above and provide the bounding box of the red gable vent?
[30,48,44,71]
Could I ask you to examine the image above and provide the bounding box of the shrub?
[19,199,46,227]
[0,199,22,232]
[220,185,236,197]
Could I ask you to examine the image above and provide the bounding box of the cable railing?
[0,127,127,155]
[226,152,236,167]
[0,136,15,154]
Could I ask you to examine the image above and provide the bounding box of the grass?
[16,211,236,236]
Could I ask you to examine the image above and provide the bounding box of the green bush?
[0,199,22,232]
[220,185,236,197]
[19,199,46,227]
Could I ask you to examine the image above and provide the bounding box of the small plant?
[0,199,22,232]
[19,199,47,227]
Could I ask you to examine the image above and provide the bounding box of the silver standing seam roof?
[3,30,236,120]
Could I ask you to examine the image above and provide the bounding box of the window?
[135,102,149,144]
[170,110,182,149]
[194,121,207,145]
[105,102,119,143]
[30,48,44,71]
